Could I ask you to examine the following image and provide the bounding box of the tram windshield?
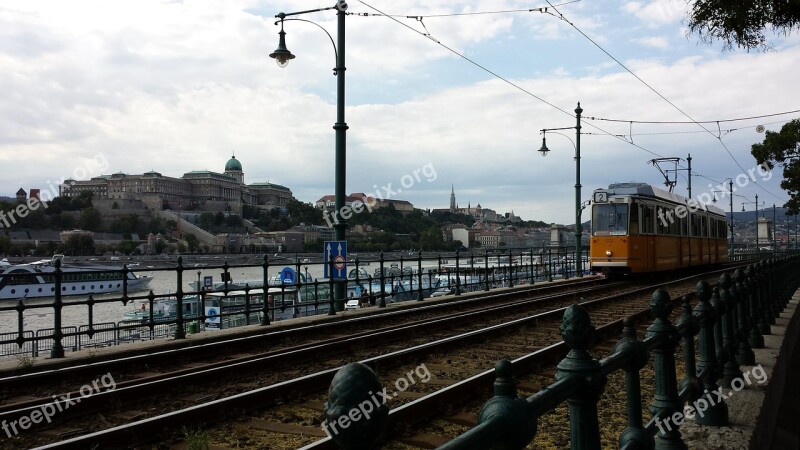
[592,204,629,236]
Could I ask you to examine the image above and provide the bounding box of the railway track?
[2,278,637,449]
[2,268,740,450]
[0,277,612,388]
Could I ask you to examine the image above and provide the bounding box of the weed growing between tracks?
[182,426,210,450]
[14,356,35,371]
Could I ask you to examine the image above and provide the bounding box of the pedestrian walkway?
[681,294,799,449]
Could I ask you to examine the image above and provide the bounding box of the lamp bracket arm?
[273,17,339,72]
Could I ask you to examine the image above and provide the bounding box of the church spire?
[449,184,456,213]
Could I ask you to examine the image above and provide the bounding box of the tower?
[224,154,244,184]
[450,185,456,213]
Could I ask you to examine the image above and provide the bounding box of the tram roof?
[596,183,726,216]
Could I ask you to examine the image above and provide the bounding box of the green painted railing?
[322,257,799,450]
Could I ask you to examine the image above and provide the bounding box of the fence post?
[174,256,186,339]
[323,363,389,449]
[646,289,687,450]
[677,295,702,403]
[473,359,537,449]
[455,249,461,296]
[744,266,765,349]
[379,252,386,308]
[508,249,514,288]
[615,318,653,449]
[418,251,424,301]
[767,260,778,323]
[718,274,743,388]
[51,258,65,358]
[261,255,270,325]
[556,304,606,450]
[754,262,771,335]
[693,281,729,426]
[484,249,490,291]
[732,269,755,365]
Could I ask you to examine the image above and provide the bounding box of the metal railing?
[317,257,799,450]
[0,246,583,358]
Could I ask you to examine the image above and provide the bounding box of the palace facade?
[59,156,293,214]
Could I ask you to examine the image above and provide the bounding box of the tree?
[185,233,200,253]
[116,240,139,255]
[110,214,141,234]
[0,236,11,255]
[79,208,103,231]
[687,0,800,50]
[74,191,94,209]
[751,119,800,214]
[64,235,95,256]
[286,200,324,225]
[197,213,215,230]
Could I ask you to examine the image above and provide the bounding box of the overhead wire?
[542,0,786,202]
[354,0,665,161]
[586,109,800,124]
[352,1,787,201]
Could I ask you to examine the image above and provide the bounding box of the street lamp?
[539,102,583,277]
[742,194,760,252]
[773,203,777,254]
[270,1,348,311]
[712,179,736,257]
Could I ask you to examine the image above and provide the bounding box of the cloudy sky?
[2,0,799,224]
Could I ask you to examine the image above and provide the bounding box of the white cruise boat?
[0,255,152,300]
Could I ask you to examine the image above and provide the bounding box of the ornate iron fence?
[0,246,580,358]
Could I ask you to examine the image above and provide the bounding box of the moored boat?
[0,255,152,300]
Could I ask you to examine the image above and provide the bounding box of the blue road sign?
[279,266,296,284]
[203,276,213,288]
[323,240,347,280]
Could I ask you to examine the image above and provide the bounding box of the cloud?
[634,36,670,49]
[0,1,796,224]
[623,0,687,27]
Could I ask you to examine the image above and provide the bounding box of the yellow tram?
[589,183,729,275]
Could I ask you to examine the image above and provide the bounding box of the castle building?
[59,155,294,214]
[433,186,521,223]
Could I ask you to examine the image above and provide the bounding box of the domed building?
[60,155,294,214]
[224,154,244,184]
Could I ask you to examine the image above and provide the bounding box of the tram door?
[641,205,656,271]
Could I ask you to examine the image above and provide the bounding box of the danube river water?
[0,254,542,337]
[0,263,325,335]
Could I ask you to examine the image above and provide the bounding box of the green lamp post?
[270,1,349,310]
[539,102,584,277]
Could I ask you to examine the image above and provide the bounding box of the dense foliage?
[751,119,800,214]
[687,0,800,50]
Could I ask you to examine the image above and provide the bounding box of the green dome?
[225,155,242,171]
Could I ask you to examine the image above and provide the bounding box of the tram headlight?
[606,250,612,257]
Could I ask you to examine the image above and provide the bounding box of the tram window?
[592,203,629,236]
[656,207,669,235]
[629,204,639,236]
[669,210,678,235]
[641,206,654,234]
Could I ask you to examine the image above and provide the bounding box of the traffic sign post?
[323,241,348,280]
[279,266,296,285]
[324,240,347,312]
